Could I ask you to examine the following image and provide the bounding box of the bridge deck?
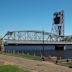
[4,40,72,45]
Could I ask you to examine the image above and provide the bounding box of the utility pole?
[43,31,44,56]
[42,30,45,61]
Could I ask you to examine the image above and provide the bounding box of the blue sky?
[0,0,72,36]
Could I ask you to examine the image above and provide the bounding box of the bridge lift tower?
[51,10,64,51]
[52,10,64,37]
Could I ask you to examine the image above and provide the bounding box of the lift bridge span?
[3,30,72,44]
[1,30,72,58]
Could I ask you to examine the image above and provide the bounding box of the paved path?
[0,55,72,72]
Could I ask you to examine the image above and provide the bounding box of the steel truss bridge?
[3,30,72,44]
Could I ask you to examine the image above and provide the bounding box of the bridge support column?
[1,40,5,52]
[0,38,4,52]
[55,45,64,51]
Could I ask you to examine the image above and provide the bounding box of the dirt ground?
[0,54,72,72]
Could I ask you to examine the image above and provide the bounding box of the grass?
[58,60,72,68]
[0,52,43,61]
[0,65,30,72]
[61,62,72,68]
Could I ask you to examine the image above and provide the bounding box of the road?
[0,54,72,72]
